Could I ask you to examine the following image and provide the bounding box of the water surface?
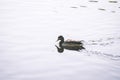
[0,0,120,80]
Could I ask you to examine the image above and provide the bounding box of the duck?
[56,35,85,53]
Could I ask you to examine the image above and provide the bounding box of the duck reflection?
[55,36,85,53]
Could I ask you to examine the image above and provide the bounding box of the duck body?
[62,41,84,50]
[56,36,85,52]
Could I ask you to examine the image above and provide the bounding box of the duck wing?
[62,43,85,50]
[65,40,83,45]
[62,40,84,50]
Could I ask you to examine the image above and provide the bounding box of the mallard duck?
[56,35,85,53]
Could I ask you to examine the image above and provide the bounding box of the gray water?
[0,0,120,80]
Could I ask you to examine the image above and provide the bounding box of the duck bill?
[55,39,59,46]
[56,39,59,42]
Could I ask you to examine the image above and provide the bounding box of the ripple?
[89,0,98,3]
[109,1,118,3]
[84,50,120,61]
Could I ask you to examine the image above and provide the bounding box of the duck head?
[57,35,64,42]
[56,35,64,47]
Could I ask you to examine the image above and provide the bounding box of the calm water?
[0,0,120,80]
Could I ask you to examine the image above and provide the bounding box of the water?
[0,0,120,80]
